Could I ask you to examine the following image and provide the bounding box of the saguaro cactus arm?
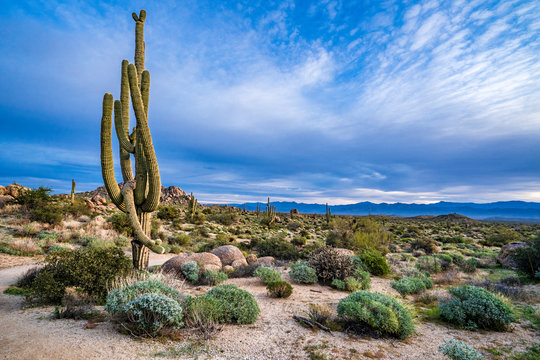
[132,10,146,87]
[127,64,161,212]
[122,182,164,254]
[100,93,125,211]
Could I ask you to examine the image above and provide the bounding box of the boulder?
[5,183,28,198]
[211,245,245,266]
[333,248,355,256]
[223,265,234,273]
[497,242,527,270]
[246,254,258,265]
[257,256,275,266]
[161,252,222,274]
[0,195,13,208]
[0,185,5,196]
[231,258,248,269]
[91,194,107,206]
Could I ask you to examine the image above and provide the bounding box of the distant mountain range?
[224,200,540,222]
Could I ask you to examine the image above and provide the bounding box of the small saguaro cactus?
[100,9,164,270]
[70,179,76,204]
[326,203,332,224]
[188,192,198,222]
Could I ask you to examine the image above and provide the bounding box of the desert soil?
[0,254,537,360]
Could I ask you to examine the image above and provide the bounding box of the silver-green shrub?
[439,339,484,360]
[289,262,317,284]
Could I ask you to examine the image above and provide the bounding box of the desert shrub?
[331,279,347,290]
[13,186,54,207]
[416,256,443,274]
[460,258,478,273]
[47,244,70,254]
[182,295,222,339]
[16,267,41,288]
[287,222,303,232]
[201,270,228,286]
[289,262,318,284]
[181,261,200,283]
[337,291,415,339]
[205,284,260,324]
[353,269,371,290]
[256,236,299,260]
[512,234,540,278]
[105,280,183,315]
[114,236,130,247]
[64,198,91,217]
[410,237,439,254]
[25,247,131,305]
[229,263,261,278]
[190,211,206,225]
[30,204,64,225]
[308,247,355,283]
[87,238,115,249]
[291,236,307,246]
[108,213,133,236]
[344,277,363,292]
[254,266,282,284]
[210,211,238,226]
[53,287,95,320]
[197,233,237,253]
[481,226,522,247]
[467,278,530,301]
[156,205,180,220]
[439,285,515,331]
[36,231,57,241]
[123,293,184,337]
[357,248,390,276]
[266,280,293,298]
[391,277,427,296]
[168,233,190,246]
[438,339,484,360]
[307,303,332,325]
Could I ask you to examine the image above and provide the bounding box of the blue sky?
[1,0,539,204]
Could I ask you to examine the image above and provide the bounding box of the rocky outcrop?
[257,256,275,266]
[161,252,223,274]
[78,183,189,205]
[246,254,258,265]
[211,245,245,266]
[497,242,527,270]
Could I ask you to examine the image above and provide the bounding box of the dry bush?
[434,271,462,285]
[0,204,23,216]
[2,237,42,255]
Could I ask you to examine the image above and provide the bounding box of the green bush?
[289,262,318,284]
[308,246,355,283]
[391,277,427,296]
[416,256,443,274]
[182,294,223,337]
[156,205,180,220]
[105,280,183,315]
[13,186,54,207]
[481,226,522,247]
[344,277,363,292]
[205,284,260,324]
[337,291,415,339]
[201,270,228,286]
[438,339,484,360]
[410,238,439,254]
[209,211,238,226]
[512,234,540,278]
[460,258,478,273]
[254,266,282,284]
[331,279,346,290]
[123,293,184,337]
[291,236,307,246]
[357,248,390,276]
[181,261,200,283]
[30,204,64,225]
[353,269,371,290]
[256,237,299,260]
[169,233,190,246]
[64,198,91,217]
[108,213,133,236]
[439,286,515,331]
[25,247,131,305]
[266,280,293,298]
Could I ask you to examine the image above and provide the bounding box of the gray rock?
[497,242,527,270]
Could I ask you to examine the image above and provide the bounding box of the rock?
[231,258,248,269]
[0,195,13,208]
[333,248,355,256]
[275,216,281,223]
[91,195,107,206]
[257,256,275,266]
[161,252,223,274]
[246,254,258,265]
[211,245,245,266]
[0,185,5,196]
[497,242,527,270]
[223,265,234,273]
[290,209,299,215]
[160,185,188,204]
[5,183,29,198]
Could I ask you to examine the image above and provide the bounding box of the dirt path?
[0,255,538,360]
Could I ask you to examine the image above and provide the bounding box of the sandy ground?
[0,254,538,360]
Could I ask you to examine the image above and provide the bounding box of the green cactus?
[262,197,276,228]
[100,10,163,270]
[326,203,332,224]
[70,179,76,204]
[188,192,199,222]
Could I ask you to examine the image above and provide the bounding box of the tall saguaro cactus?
[100,10,164,270]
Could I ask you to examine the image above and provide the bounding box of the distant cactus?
[187,192,199,222]
[262,197,276,228]
[100,10,163,270]
[70,179,76,204]
[326,203,332,224]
